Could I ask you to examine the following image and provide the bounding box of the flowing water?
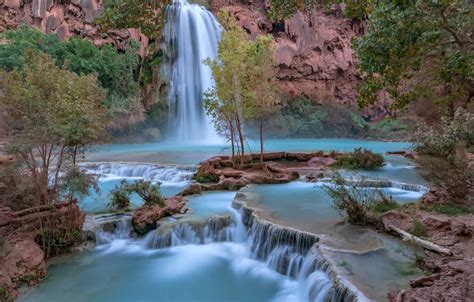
[20,205,356,302]
[163,0,221,143]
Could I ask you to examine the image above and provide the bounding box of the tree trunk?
[229,120,236,167]
[235,113,245,167]
[387,224,452,255]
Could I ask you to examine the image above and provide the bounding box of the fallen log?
[387,224,452,255]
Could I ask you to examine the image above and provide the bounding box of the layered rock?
[0,0,149,56]
[210,0,365,108]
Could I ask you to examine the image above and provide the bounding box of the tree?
[354,0,473,117]
[204,10,250,166]
[97,0,171,38]
[0,53,107,204]
[268,0,317,22]
[0,25,143,130]
[109,179,165,211]
[244,35,280,163]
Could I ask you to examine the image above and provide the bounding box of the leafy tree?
[268,0,317,22]
[97,0,171,37]
[413,108,473,201]
[0,25,142,130]
[109,179,165,211]
[354,0,473,116]
[244,35,280,163]
[204,10,250,166]
[0,53,107,204]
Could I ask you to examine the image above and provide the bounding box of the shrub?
[193,172,219,183]
[335,148,385,169]
[413,108,474,202]
[432,203,473,216]
[371,194,400,213]
[324,173,394,224]
[109,179,165,211]
[410,219,427,238]
[109,186,131,211]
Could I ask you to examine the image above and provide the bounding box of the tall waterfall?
[163,0,221,143]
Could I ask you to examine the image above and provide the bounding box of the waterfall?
[83,214,133,245]
[163,0,221,143]
[82,163,195,184]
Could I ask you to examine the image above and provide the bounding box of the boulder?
[132,196,187,234]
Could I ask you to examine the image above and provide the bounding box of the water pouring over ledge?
[163,0,222,143]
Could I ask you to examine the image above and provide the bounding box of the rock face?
[0,0,149,56]
[210,0,364,108]
[132,196,187,234]
[0,0,374,116]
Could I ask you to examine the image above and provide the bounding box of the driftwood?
[387,224,452,255]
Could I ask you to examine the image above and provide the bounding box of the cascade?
[162,0,221,143]
[82,163,195,184]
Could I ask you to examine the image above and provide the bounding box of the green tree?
[204,10,250,166]
[354,0,473,116]
[244,35,280,163]
[97,0,171,37]
[268,0,317,22]
[0,53,107,204]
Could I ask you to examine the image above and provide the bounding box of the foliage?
[369,118,407,133]
[324,173,394,224]
[268,0,317,22]
[413,108,474,201]
[243,35,280,163]
[432,203,473,216]
[334,148,384,170]
[354,0,473,115]
[97,0,171,37]
[0,161,37,211]
[109,179,165,211]
[59,166,100,202]
[192,172,219,183]
[265,98,370,138]
[371,196,399,213]
[0,53,107,204]
[343,0,373,20]
[0,25,142,130]
[204,10,252,165]
[410,219,427,238]
[109,186,132,211]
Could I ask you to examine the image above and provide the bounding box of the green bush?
[413,109,474,202]
[324,173,394,224]
[432,203,473,216]
[371,196,400,213]
[410,219,427,238]
[109,179,165,211]
[193,172,219,183]
[335,148,384,169]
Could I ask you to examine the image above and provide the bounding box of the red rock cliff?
[1,0,367,110]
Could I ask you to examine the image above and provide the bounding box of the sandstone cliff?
[0,0,149,56]
[210,0,364,106]
[1,0,369,111]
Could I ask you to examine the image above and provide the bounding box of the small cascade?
[233,193,360,302]
[327,179,429,193]
[83,214,133,245]
[142,215,238,249]
[82,163,195,184]
[162,0,221,143]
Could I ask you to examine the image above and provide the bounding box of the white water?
[163,0,221,143]
[87,207,348,302]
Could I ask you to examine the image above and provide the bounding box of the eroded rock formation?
[210,0,364,107]
[132,196,188,234]
[0,0,149,56]
[0,202,85,300]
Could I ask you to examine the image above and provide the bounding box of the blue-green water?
[86,139,411,165]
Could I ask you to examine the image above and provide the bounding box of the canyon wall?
[0,0,383,116]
